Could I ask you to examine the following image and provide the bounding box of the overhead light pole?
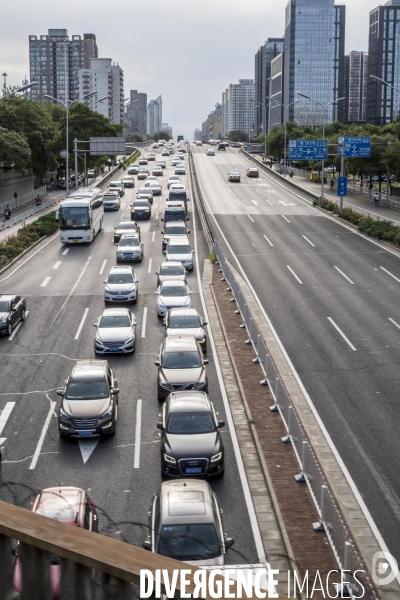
[250,97,271,164]
[0,81,38,100]
[270,100,300,176]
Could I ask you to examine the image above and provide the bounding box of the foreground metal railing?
[187,144,214,251]
[0,186,47,217]
[214,239,377,600]
[0,196,60,233]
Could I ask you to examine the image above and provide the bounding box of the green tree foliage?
[0,126,32,173]
[154,131,171,141]
[227,130,248,143]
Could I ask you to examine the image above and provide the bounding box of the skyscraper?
[367,0,400,125]
[147,96,162,136]
[254,38,285,136]
[29,29,98,102]
[283,0,346,126]
[125,90,147,138]
[221,80,255,138]
[78,58,124,125]
[345,51,368,122]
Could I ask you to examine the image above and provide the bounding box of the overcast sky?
[0,0,383,140]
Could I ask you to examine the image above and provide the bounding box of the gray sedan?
[155,281,192,318]
[94,308,137,354]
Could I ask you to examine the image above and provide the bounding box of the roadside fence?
[0,196,60,232]
[0,186,47,217]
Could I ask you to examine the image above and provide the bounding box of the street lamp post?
[0,81,38,100]
[250,98,270,163]
[270,100,300,177]
[298,93,345,203]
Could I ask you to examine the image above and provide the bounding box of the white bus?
[57,187,104,244]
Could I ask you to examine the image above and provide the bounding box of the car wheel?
[6,322,12,336]
[132,343,136,353]
[21,308,26,321]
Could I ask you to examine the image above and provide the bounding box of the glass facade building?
[254,38,285,136]
[283,0,345,126]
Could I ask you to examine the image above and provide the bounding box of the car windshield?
[65,380,109,400]
[168,245,190,255]
[134,201,148,207]
[107,273,134,284]
[0,301,10,312]
[167,412,215,434]
[162,351,201,369]
[149,183,160,188]
[60,206,89,229]
[100,315,131,328]
[109,183,121,188]
[158,524,221,561]
[36,508,75,521]
[120,238,140,247]
[104,194,118,200]
[138,188,150,194]
[169,176,180,181]
[168,315,201,328]
[160,265,185,276]
[118,223,137,231]
[165,227,186,235]
[161,285,187,297]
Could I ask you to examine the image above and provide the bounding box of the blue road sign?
[337,176,348,197]
[289,139,328,160]
[338,136,371,158]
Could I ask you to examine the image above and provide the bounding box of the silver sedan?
[94,308,137,354]
[155,281,192,318]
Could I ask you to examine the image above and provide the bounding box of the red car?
[13,487,98,598]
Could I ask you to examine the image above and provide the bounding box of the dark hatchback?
[158,391,225,478]
[113,221,140,244]
[0,295,27,337]
[131,200,151,220]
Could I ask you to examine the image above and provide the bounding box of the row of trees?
[0,95,123,178]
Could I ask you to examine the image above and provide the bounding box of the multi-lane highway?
[0,147,260,565]
[192,144,400,565]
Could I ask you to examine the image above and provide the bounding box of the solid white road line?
[0,232,59,283]
[41,277,51,287]
[302,235,315,248]
[388,317,400,330]
[99,259,107,275]
[29,401,56,470]
[74,308,89,340]
[263,235,274,247]
[287,266,303,284]
[152,231,155,242]
[155,212,159,220]
[62,248,69,256]
[147,258,152,274]
[141,307,147,339]
[334,266,354,284]
[281,215,291,223]
[266,199,273,206]
[133,399,142,469]
[328,317,357,351]
[53,261,61,269]
[247,214,254,223]
[380,266,400,283]
[256,189,260,194]
[0,402,16,438]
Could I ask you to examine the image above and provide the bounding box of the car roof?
[167,235,190,245]
[71,360,108,382]
[168,307,199,317]
[160,261,185,268]
[169,391,211,413]
[163,336,198,351]
[102,307,130,317]
[116,221,138,228]
[164,221,186,228]
[0,295,14,300]
[160,280,187,289]
[110,265,133,273]
[119,233,140,239]
[33,487,85,524]
[160,480,214,524]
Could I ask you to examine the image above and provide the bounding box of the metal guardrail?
[0,196,60,233]
[187,144,214,251]
[214,239,377,600]
[0,185,47,217]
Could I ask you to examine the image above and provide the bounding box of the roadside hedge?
[120,149,140,170]
[0,211,59,270]
[315,198,400,248]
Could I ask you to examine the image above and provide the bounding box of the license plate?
[137,212,143,216]
[115,295,125,300]
[78,430,93,436]
[186,467,202,474]
[72,239,79,243]
[109,347,120,352]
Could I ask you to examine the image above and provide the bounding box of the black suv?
[131,200,151,220]
[0,295,27,336]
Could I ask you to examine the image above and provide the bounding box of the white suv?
[116,233,144,263]
[104,265,139,304]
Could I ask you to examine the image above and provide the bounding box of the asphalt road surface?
[192,144,400,566]
[0,148,260,567]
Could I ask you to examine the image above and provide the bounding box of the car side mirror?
[93,323,98,328]
[188,291,193,295]
[161,218,163,222]
[225,538,235,550]
[155,291,160,295]
[142,540,152,551]
[202,322,208,326]
[156,422,165,431]
[187,217,189,221]
[154,360,160,366]
[188,231,191,234]
[103,280,107,284]
[203,359,209,365]
[114,226,117,229]
[161,231,164,234]
[192,250,196,254]
[135,278,139,283]
[111,388,120,395]
[56,389,65,397]
[218,420,225,429]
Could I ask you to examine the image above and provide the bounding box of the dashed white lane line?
[0,403,16,443]
[281,215,291,223]
[99,259,107,275]
[334,266,354,284]
[41,277,51,287]
[255,189,260,194]
[8,312,29,341]
[380,266,400,283]
[53,261,61,269]
[133,399,142,469]
[141,307,148,339]
[389,317,400,330]
[29,401,57,470]
[302,235,315,248]
[263,235,274,247]
[152,231,155,242]
[266,199,273,206]
[247,214,254,223]
[287,265,303,284]
[148,258,152,274]
[155,212,159,220]
[327,317,357,351]
[62,248,69,256]
[74,308,89,340]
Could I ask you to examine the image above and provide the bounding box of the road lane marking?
[147,258,152,274]
[141,307,147,338]
[99,259,107,275]
[266,199,273,206]
[256,189,260,194]
[41,277,51,287]
[29,401,56,470]
[8,312,29,341]
[0,403,15,442]
[389,318,400,330]
[302,235,315,248]
[0,232,59,283]
[328,317,357,351]
[74,308,89,340]
[53,261,61,269]
[247,214,254,223]
[380,266,400,283]
[62,248,69,256]
[334,266,354,284]
[152,231,155,242]
[79,438,100,464]
[134,399,142,469]
[281,215,291,223]
[287,266,303,284]
[263,235,274,247]
[155,212,159,220]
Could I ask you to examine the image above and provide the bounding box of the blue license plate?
[115,296,125,299]
[186,468,202,474]
[109,347,120,352]
[78,431,93,436]
[137,212,143,216]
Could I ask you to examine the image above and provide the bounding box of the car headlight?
[195,379,206,389]
[124,337,134,345]
[211,452,222,463]
[164,454,176,464]
[101,407,113,419]
[59,408,69,419]
[160,379,170,389]
[95,338,104,346]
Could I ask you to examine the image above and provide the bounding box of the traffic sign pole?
[339,141,345,212]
